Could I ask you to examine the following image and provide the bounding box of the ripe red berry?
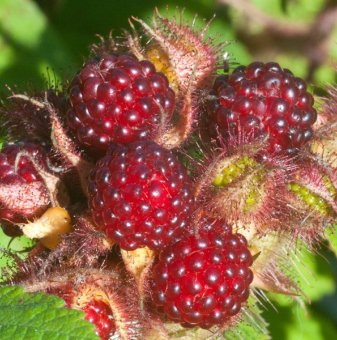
[68,54,176,152]
[207,62,317,158]
[83,299,116,340]
[88,141,195,250]
[41,269,143,340]
[151,227,253,327]
[0,142,50,227]
[50,290,116,340]
[0,142,46,183]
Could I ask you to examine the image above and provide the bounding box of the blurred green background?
[0,0,337,339]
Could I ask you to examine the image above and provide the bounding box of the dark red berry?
[0,142,50,227]
[43,270,142,340]
[83,300,116,340]
[68,54,176,152]
[47,287,115,340]
[88,141,195,250]
[0,143,45,182]
[151,228,253,327]
[207,62,317,157]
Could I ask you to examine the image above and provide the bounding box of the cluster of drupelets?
[0,9,337,340]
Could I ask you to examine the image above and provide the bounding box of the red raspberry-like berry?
[83,299,116,340]
[48,285,115,340]
[0,142,49,226]
[151,228,253,327]
[207,62,317,158]
[68,54,176,152]
[88,141,195,250]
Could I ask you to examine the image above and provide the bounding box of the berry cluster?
[1,9,336,340]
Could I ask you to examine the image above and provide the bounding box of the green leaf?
[250,0,325,23]
[292,247,335,301]
[0,0,75,89]
[264,293,337,340]
[0,285,98,340]
[52,0,250,67]
[260,243,337,338]
[0,228,35,281]
[277,245,335,302]
[325,224,337,257]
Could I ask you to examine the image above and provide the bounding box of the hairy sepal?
[49,103,94,197]
[1,90,64,147]
[7,90,93,198]
[250,233,301,296]
[290,159,337,212]
[121,247,156,305]
[14,149,70,207]
[310,86,337,164]
[314,86,337,132]
[283,154,337,245]
[195,146,293,235]
[37,214,113,272]
[0,149,69,228]
[0,181,50,225]
[128,8,218,95]
[126,9,220,148]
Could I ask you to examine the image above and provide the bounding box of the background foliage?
[0,0,337,339]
